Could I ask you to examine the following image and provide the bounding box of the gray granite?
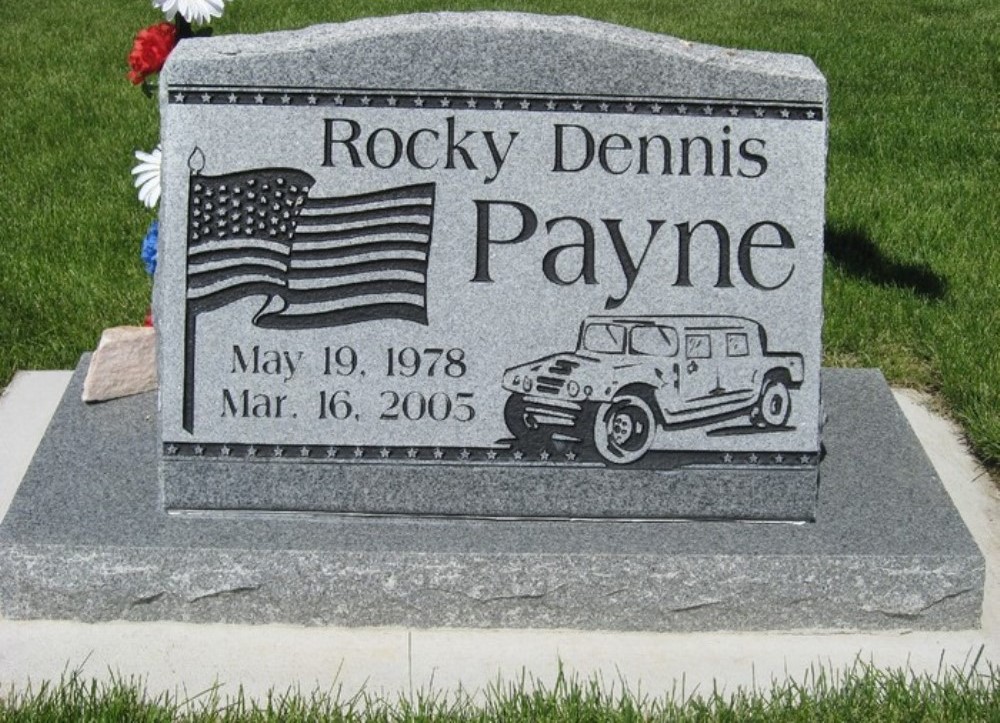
[163,462,818,521]
[163,13,826,101]
[155,14,827,519]
[0,359,983,630]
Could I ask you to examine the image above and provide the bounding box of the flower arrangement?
[127,22,178,86]
[131,146,162,208]
[128,0,233,325]
[152,0,229,25]
[141,220,159,275]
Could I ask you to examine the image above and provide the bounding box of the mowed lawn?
[0,0,997,468]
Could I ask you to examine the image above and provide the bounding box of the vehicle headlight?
[523,376,533,392]
[584,385,593,397]
[512,374,521,386]
[567,380,580,397]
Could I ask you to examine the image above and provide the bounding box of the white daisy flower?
[131,146,162,209]
[152,0,229,25]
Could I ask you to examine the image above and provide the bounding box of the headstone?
[156,12,827,520]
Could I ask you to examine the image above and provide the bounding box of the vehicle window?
[726,332,749,357]
[685,333,711,359]
[631,326,679,356]
[582,323,626,353]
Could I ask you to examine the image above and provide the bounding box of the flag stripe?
[265,293,425,316]
[188,274,285,300]
[188,238,291,257]
[290,249,428,270]
[296,215,431,234]
[292,223,431,243]
[301,183,434,209]
[288,257,426,278]
[189,255,288,274]
[288,269,426,290]
[283,279,426,304]
[292,240,430,263]
[296,204,432,227]
[298,196,432,217]
[189,265,286,290]
[289,231,429,251]
[255,301,427,329]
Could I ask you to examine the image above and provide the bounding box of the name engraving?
[322,117,770,183]
[552,124,767,178]
[323,117,519,184]
[470,203,795,306]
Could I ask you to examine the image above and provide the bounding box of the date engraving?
[386,347,467,378]
[380,391,475,422]
[223,345,474,430]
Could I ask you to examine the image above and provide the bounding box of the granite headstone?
[156,12,826,519]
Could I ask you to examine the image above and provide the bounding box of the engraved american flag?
[186,167,435,328]
[180,157,435,432]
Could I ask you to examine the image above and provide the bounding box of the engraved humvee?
[501,315,804,464]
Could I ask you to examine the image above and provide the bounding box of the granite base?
[0,359,984,630]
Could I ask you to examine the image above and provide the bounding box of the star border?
[167,86,824,121]
[161,442,821,468]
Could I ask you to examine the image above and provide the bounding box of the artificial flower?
[127,22,178,85]
[141,220,159,275]
[152,0,229,24]
[131,146,162,209]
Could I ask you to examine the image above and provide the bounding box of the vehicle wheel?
[754,379,791,427]
[503,394,537,439]
[593,395,656,465]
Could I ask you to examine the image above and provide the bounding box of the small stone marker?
[82,326,157,402]
[157,13,827,519]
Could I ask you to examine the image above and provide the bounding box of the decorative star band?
[167,85,824,121]
[161,441,820,469]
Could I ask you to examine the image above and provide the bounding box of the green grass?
[0,0,997,468]
[2,659,999,721]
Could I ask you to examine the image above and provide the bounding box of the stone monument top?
[162,13,825,99]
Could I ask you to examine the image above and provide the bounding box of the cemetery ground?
[0,0,998,718]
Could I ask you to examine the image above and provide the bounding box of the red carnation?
[127,22,179,85]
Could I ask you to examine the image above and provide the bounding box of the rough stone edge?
[168,13,818,74]
[163,12,826,99]
[0,545,982,631]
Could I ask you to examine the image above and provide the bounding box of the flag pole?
[182,147,206,433]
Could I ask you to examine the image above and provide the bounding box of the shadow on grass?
[824,224,948,300]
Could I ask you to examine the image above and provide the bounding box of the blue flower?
[141,220,159,275]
